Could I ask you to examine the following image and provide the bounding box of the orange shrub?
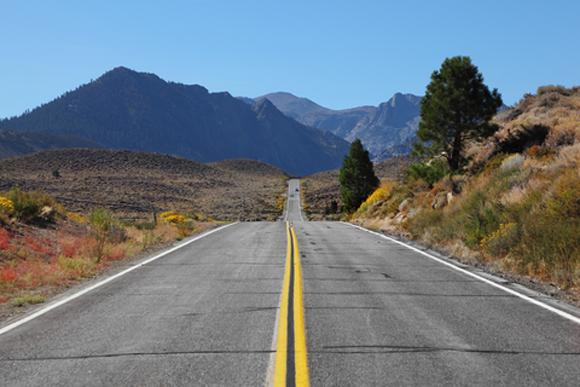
[23,235,54,257]
[0,228,11,250]
[0,267,18,283]
[105,246,126,261]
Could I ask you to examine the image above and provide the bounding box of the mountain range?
[0,67,349,176]
[248,91,423,159]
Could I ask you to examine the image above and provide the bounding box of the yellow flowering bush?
[356,181,395,214]
[67,211,87,224]
[159,211,195,238]
[0,196,14,214]
[160,211,188,225]
[480,222,518,257]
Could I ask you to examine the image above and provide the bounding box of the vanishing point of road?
[0,179,579,386]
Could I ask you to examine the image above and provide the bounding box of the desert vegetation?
[349,85,579,300]
[0,149,288,221]
[0,189,215,315]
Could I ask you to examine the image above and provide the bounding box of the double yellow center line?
[273,222,310,387]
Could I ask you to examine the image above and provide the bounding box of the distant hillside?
[0,149,287,221]
[252,92,422,159]
[0,67,349,175]
[0,130,99,159]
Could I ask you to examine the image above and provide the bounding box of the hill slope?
[0,149,287,221]
[0,67,349,175]
[254,92,422,159]
[349,86,579,300]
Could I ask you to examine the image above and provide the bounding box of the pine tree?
[339,139,379,212]
[414,56,503,172]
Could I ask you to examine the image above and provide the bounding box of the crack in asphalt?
[313,345,580,356]
[179,307,279,316]
[1,350,276,362]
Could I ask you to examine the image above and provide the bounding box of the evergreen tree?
[339,139,379,212]
[414,56,503,172]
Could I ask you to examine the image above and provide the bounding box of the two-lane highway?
[0,222,287,386]
[295,221,580,385]
[0,178,579,386]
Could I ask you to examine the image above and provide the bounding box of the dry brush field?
[0,149,288,221]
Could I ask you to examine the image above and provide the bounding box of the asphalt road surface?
[0,179,579,386]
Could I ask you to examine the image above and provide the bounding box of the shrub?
[457,190,503,248]
[59,236,80,258]
[57,256,96,279]
[356,181,395,215]
[66,211,87,224]
[105,246,126,261]
[384,184,413,215]
[160,210,194,238]
[11,293,46,307]
[0,267,18,283]
[480,222,519,258]
[500,154,525,171]
[160,211,188,225]
[517,170,579,288]
[276,195,285,212]
[407,158,449,187]
[405,208,444,239]
[6,188,62,224]
[537,85,571,96]
[89,208,115,262]
[0,228,11,250]
[0,196,14,214]
[527,145,555,159]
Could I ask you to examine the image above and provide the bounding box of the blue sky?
[1,0,578,118]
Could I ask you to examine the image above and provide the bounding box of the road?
[1,178,579,386]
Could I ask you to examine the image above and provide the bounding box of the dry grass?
[0,190,218,317]
[470,86,579,166]
[0,149,288,222]
[350,85,580,300]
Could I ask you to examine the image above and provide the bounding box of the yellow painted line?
[273,222,292,386]
[273,223,310,387]
[291,226,310,387]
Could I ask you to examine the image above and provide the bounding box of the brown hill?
[0,149,287,221]
[470,85,579,166]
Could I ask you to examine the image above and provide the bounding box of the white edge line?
[0,222,238,336]
[342,222,580,325]
[298,180,304,222]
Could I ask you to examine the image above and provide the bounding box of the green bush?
[6,188,62,223]
[405,208,444,239]
[459,190,503,247]
[89,208,115,262]
[517,170,579,288]
[407,158,449,187]
[481,222,519,257]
